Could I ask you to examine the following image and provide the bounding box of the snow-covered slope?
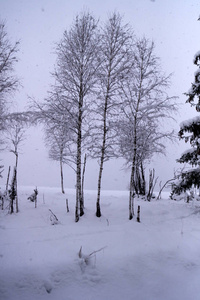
[1,187,200,300]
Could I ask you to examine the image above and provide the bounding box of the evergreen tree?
[172,51,200,196]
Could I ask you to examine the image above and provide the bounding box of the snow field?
[1,187,200,300]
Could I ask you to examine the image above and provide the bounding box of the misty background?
[0,0,199,190]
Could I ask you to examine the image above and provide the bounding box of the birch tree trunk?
[75,115,82,222]
[78,85,84,217]
[81,153,87,208]
[15,152,19,213]
[140,162,146,195]
[129,164,134,220]
[96,93,108,217]
[128,84,141,219]
[6,166,11,192]
[60,157,65,194]
[10,167,17,214]
[129,144,136,220]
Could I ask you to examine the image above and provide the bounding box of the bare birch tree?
[44,117,75,194]
[5,117,26,213]
[118,37,177,219]
[91,12,133,217]
[0,21,20,150]
[51,12,100,222]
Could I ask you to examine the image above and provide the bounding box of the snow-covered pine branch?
[172,47,200,196]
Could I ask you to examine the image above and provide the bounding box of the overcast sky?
[0,0,200,191]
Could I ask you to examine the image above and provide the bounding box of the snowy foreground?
[1,187,200,300]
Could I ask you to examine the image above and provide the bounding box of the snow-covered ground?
[1,186,200,300]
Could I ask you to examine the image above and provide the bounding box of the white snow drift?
[1,186,200,300]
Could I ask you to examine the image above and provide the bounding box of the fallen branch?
[88,246,107,257]
[49,209,59,225]
[156,178,175,200]
[78,246,107,266]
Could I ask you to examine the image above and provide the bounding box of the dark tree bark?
[9,167,17,214]
[66,198,69,212]
[137,205,140,223]
[140,162,146,195]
